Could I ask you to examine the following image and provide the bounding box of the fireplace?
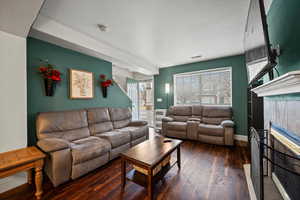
[250,125,300,200]
[269,123,300,200]
[248,71,300,200]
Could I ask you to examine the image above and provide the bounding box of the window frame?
[173,67,233,106]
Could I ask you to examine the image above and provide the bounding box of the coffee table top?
[121,136,182,168]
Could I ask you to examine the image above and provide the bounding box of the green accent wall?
[264,0,300,100]
[154,55,248,136]
[268,0,300,75]
[27,38,131,146]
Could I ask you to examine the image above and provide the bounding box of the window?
[174,67,232,105]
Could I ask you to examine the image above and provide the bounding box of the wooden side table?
[0,146,46,199]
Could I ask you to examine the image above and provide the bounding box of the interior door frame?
[137,78,154,126]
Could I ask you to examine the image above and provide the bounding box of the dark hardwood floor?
[0,138,250,200]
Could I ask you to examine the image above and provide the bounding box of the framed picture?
[69,69,94,99]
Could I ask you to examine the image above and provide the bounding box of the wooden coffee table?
[120,136,182,200]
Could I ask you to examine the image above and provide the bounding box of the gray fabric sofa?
[36,107,148,187]
[162,105,234,146]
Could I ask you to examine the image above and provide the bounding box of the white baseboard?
[235,134,248,142]
[243,164,257,200]
[272,173,291,200]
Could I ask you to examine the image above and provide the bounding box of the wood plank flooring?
[0,140,250,200]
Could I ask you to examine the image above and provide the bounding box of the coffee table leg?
[147,169,153,200]
[177,145,181,170]
[121,158,126,192]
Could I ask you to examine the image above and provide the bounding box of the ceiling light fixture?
[191,55,202,59]
[97,24,108,32]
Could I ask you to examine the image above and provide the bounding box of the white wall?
[132,72,153,81]
[112,65,134,91]
[0,30,27,153]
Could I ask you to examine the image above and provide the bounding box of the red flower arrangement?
[38,65,62,82]
[99,74,113,98]
[38,60,62,96]
[99,74,113,87]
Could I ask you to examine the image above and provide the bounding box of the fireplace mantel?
[251,70,300,97]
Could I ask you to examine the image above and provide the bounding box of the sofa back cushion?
[202,105,232,125]
[87,107,113,135]
[191,105,203,120]
[168,106,192,122]
[167,106,192,122]
[36,109,90,141]
[108,107,132,129]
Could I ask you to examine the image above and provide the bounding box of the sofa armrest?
[221,120,235,128]
[129,120,148,126]
[162,117,174,122]
[186,121,199,140]
[37,138,70,153]
[188,118,201,122]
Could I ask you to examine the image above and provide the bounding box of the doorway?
[127,79,154,126]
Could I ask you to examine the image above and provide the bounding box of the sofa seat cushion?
[167,122,187,131]
[96,131,131,148]
[198,124,224,137]
[167,130,187,139]
[118,126,147,140]
[71,136,111,165]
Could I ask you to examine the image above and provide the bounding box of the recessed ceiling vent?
[97,24,108,32]
[191,55,202,59]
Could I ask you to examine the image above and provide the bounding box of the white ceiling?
[34,0,250,72]
[0,0,44,37]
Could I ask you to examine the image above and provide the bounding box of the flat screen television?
[244,0,277,85]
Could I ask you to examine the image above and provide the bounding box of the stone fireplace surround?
[246,70,300,200]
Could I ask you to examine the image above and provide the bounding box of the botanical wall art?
[38,60,62,96]
[70,69,94,99]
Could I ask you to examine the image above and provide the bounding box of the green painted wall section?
[154,55,248,136]
[264,0,300,100]
[27,38,131,145]
[268,0,300,75]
